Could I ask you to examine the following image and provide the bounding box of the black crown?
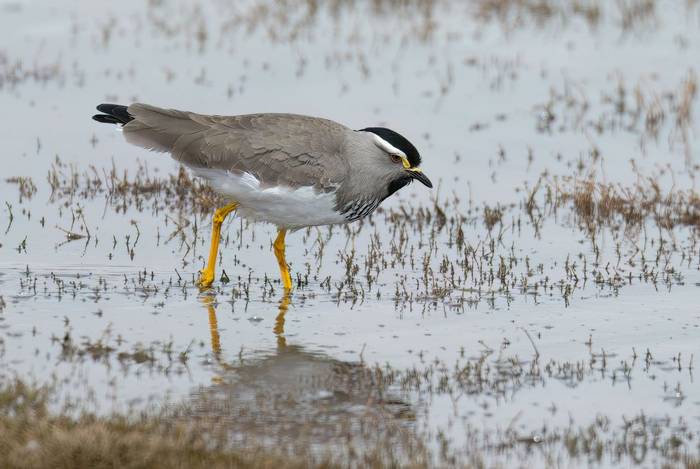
[359,127,421,168]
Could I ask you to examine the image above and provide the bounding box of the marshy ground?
[1,0,700,467]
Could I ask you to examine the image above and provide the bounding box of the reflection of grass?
[0,378,430,469]
[1,369,698,468]
[0,380,309,469]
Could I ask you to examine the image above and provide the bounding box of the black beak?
[407,169,433,188]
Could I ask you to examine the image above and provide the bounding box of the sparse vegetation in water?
[1,0,700,467]
[10,156,700,313]
[534,71,698,164]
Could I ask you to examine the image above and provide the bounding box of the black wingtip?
[93,103,133,125]
[92,114,122,124]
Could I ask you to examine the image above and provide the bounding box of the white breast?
[193,168,347,229]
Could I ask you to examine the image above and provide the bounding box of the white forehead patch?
[372,134,406,158]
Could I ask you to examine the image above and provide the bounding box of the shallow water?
[1,0,699,467]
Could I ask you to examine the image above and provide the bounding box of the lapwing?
[93,103,432,290]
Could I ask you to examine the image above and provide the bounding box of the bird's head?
[357,127,432,197]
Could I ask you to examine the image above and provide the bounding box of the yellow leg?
[198,202,238,288]
[273,229,293,291]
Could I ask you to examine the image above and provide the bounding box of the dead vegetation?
[474,0,602,29]
[545,174,700,231]
[535,71,698,164]
[470,0,680,32]
[5,177,37,202]
[47,157,224,215]
[29,158,700,310]
[137,0,682,52]
[0,52,63,90]
[0,379,332,469]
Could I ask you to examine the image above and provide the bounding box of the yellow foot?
[198,268,215,288]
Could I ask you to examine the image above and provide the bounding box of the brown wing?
[123,103,350,190]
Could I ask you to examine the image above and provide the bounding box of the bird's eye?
[390,154,402,164]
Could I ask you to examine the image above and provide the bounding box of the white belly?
[193,168,347,229]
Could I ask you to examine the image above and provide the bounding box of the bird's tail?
[91,102,206,156]
[92,103,134,125]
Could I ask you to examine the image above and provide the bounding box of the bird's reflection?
[200,290,291,363]
[190,291,416,453]
[204,295,222,361]
[273,291,291,348]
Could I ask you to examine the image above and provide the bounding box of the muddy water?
[1,0,699,467]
